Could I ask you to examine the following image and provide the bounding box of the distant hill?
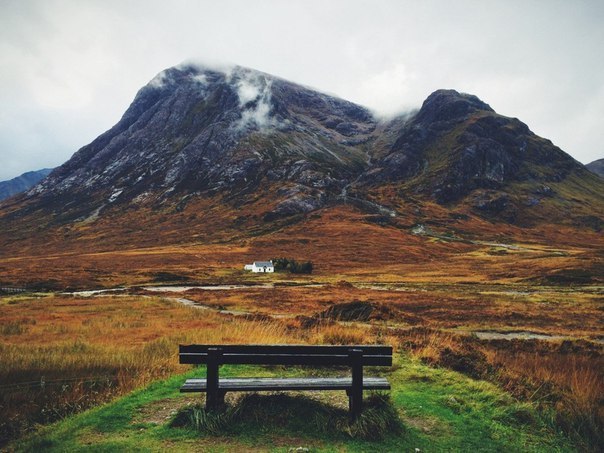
[586,158,604,177]
[0,168,53,201]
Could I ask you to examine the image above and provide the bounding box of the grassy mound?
[171,393,403,441]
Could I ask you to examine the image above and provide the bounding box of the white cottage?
[244,260,274,273]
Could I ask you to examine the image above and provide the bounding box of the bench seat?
[181,376,390,393]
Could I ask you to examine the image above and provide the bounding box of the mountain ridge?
[21,65,378,221]
[0,168,53,201]
[586,158,604,177]
[1,63,602,254]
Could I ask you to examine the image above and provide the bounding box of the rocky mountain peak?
[358,88,598,214]
[415,89,494,124]
[22,63,377,222]
[133,63,375,135]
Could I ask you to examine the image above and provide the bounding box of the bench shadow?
[170,392,404,441]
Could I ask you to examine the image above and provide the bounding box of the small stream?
[472,331,569,341]
[143,284,276,292]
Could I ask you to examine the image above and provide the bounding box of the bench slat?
[179,352,392,366]
[179,344,392,355]
[180,377,391,393]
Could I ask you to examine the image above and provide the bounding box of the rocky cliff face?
[29,65,375,220]
[359,89,584,203]
[3,64,603,230]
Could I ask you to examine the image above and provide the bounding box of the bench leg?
[349,388,362,420]
[346,389,354,414]
[349,349,363,420]
[206,348,224,411]
[206,390,226,410]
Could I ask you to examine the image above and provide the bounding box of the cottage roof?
[253,261,273,267]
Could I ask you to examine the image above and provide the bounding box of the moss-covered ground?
[11,355,574,452]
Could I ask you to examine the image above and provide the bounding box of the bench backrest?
[179,344,392,366]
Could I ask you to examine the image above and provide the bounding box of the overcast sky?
[1,0,603,180]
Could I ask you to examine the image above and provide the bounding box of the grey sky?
[1,0,603,180]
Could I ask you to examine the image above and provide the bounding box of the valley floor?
[1,282,602,451]
[1,211,602,450]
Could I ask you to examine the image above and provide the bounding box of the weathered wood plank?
[180,377,390,393]
[179,352,392,366]
[179,344,392,355]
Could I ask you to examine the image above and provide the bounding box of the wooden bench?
[179,344,392,418]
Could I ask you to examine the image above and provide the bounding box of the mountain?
[354,89,603,226]
[25,65,375,223]
[586,158,604,177]
[0,168,53,201]
[0,63,603,257]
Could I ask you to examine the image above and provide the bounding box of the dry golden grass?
[173,283,603,339]
[0,294,292,378]
[396,327,603,446]
[0,294,292,444]
[0,292,395,445]
[0,205,602,290]
[309,323,372,345]
[0,203,602,446]
[1,286,602,446]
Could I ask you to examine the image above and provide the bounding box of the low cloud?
[231,68,277,131]
[236,78,261,105]
[145,63,278,131]
[352,63,419,119]
[148,71,168,88]
[191,73,208,86]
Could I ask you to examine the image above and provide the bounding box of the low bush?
[271,258,313,274]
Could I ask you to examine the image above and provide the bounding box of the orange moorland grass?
[486,350,604,441]
[310,322,375,346]
[173,283,603,339]
[0,294,295,444]
[1,204,602,290]
[0,294,293,382]
[0,292,396,445]
[396,327,604,447]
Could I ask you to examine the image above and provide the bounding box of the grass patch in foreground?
[171,393,403,441]
[10,358,576,452]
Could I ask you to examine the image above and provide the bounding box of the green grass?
[10,356,575,452]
